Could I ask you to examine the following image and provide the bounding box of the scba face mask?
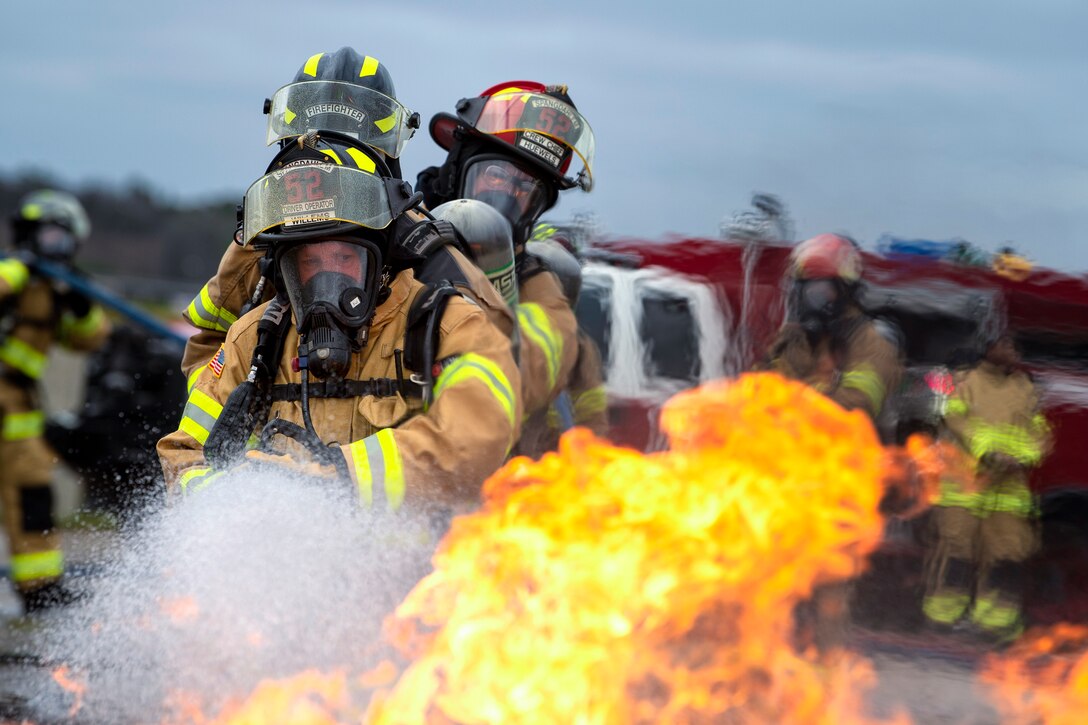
[278,239,383,379]
[793,278,846,337]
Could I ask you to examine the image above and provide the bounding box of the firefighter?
[922,332,1050,642]
[417,81,594,430]
[181,47,514,383]
[158,134,520,515]
[522,238,608,455]
[0,190,111,611]
[763,233,901,653]
[766,233,901,423]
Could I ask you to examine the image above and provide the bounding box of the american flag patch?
[209,345,226,378]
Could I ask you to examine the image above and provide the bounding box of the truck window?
[575,279,612,366]
[639,288,700,383]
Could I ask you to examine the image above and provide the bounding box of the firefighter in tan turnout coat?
[1,190,110,611]
[158,135,519,515]
[923,332,1050,641]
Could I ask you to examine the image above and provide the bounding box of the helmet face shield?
[266,81,416,158]
[461,158,551,242]
[461,90,595,190]
[242,162,395,246]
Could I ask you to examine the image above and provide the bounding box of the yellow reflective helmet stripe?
[187,364,208,394]
[302,52,323,77]
[59,305,104,341]
[10,550,64,583]
[186,284,238,333]
[346,428,405,511]
[284,108,297,125]
[373,113,397,134]
[433,353,517,439]
[359,55,379,77]
[0,337,48,379]
[178,467,224,495]
[840,365,886,414]
[2,410,45,441]
[0,257,30,291]
[320,148,343,165]
[344,146,377,172]
[517,303,562,391]
[178,388,224,446]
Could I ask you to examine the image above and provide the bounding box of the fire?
[981,623,1088,725]
[364,372,902,723]
[51,664,87,718]
[207,670,352,725]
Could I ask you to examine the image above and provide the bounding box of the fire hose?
[9,255,187,350]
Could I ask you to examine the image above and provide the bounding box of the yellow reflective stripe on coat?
[980,484,1035,517]
[945,397,969,416]
[0,258,29,291]
[0,337,48,379]
[547,385,608,430]
[187,364,208,394]
[433,353,517,431]
[935,480,983,511]
[2,410,45,440]
[346,429,405,511]
[10,550,64,583]
[59,305,105,340]
[840,365,886,414]
[517,303,561,391]
[178,467,224,495]
[178,388,224,446]
[573,385,607,422]
[186,284,238,333]
[968,421,1046,464]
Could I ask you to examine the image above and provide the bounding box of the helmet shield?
[460,90,595,190]
[278,239,382,331]
[266,81,416,158]
[242,162,395,246]
[460,157,551,245]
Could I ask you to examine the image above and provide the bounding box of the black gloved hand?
[56,287,93,318]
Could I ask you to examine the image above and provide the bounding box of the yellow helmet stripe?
[302,53,324,78]
[284,108,297,125]
[344,147,376,172]
[373,112,397,134]
[320,149,344,165]
[360,55,379,77]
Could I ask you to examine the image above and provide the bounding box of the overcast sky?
[2,0,1085,270]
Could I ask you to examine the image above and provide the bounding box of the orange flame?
[159,595,201,624]
[981,623,1088,725]
[52,664,87,718]
[365,372,903,723]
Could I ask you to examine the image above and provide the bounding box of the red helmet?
[790,234,862,282]
[429,81,595,192]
